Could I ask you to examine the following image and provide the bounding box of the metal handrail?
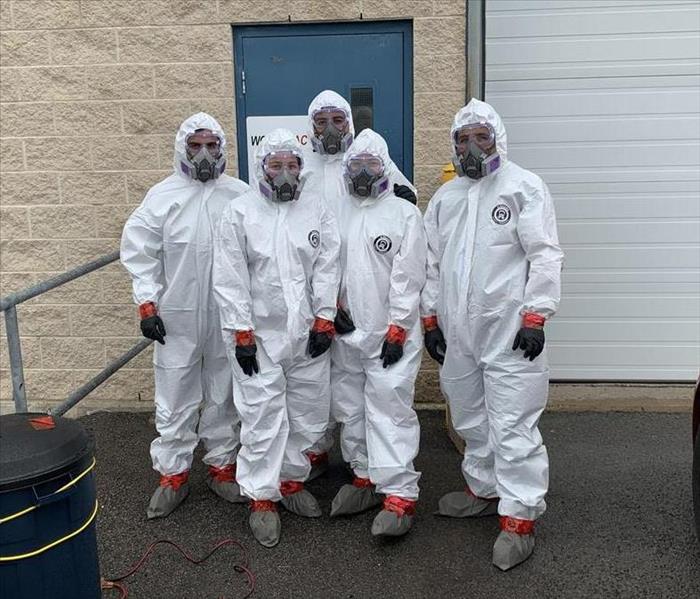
[0,251,120,312]
[1,251,152,415]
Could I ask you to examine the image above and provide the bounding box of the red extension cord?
[100,538,256,598]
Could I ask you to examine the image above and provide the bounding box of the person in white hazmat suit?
[120,113,249,519]
[421,99,564,570]
[303,89,419,479]
[212,128,341,548]
[325,128,426,537]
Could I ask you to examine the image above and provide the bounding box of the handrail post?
[4,306,27,412]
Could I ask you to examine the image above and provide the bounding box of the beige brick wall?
[0,0,465,414]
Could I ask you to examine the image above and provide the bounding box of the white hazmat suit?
[121,113,248,480]
[212,129,341,505]
[331,129,426,504]
[421,99,564,527]
[304,90,418,461]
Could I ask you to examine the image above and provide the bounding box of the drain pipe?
[466,0,485,102]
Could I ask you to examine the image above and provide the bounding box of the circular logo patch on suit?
[492,204,511,225]
[308,230,320,248]
[373,235,392,254]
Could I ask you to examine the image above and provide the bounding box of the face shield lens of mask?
[345,153,385,198]
[312,108,348,133]
[262,151,302,202]
[454,124,495,156]
[186,130,221,159]
[312,107,351,155]
[263,151,302,179]
[184,130,223,181]
[346,153,384,177]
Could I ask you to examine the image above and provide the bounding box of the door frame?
[231,19,414,181]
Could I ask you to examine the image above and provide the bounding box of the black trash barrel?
[0,413,100,599]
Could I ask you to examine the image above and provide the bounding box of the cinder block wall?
[0,0,465,414]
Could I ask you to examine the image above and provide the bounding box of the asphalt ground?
[84,410,700,599]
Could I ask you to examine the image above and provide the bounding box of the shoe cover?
[280,489,322,518]
[370,509,414,537]
[249,511,281,548]
[146,483,189,519]
[492,531,535,571]
[206,477,248,504]
[436,490,498,518]
[330,483,383,517]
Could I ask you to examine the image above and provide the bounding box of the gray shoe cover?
[330,483,383,517]
[280,489,322,518]
[249,511,281,548]
[371,509,414,537]
[436,490,498,518]
[492,531,535,571]
[206,477,248,504]
[146,483,189,519]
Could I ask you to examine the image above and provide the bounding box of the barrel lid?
[0,412,94,492]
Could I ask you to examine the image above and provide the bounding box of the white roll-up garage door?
[484,0,700,381]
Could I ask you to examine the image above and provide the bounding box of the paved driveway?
[86,411,699,599]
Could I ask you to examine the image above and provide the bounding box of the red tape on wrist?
[422,315,438,332]
[235,330,255,346]
[499,516,535,535]
[139,302,157,319]
[522,312,546,329]
[312,317,335,336]
[386,324,407,345]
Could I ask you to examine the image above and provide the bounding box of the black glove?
[380,340,404,368]
[307,318,334,358]
[235,344,259,376]
[424,327,446,365]
[512,327,545,361]
[334,306,356,335]
[140,315,166,345]
[393,183,417,205]
[308,330,333,358]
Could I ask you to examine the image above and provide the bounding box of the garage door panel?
[560,245,698,270]
[488,60,700,81]
[557,221,699,245]
[549,179,700,195]
[487,1,697,13]
[548,344,700,370]
[555,195,699,220]
[539,167,699,185]
[563,268,699,285]
[562,284,700,297]
[487,88,699,119]
[488,75,700,93]
[550,321,700,344]
[504,115,700,145]
[487,34,699,69]
[556,296,700,319]
[488,5,699,39]
[549,365,694,380]
[509,141,698,170]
